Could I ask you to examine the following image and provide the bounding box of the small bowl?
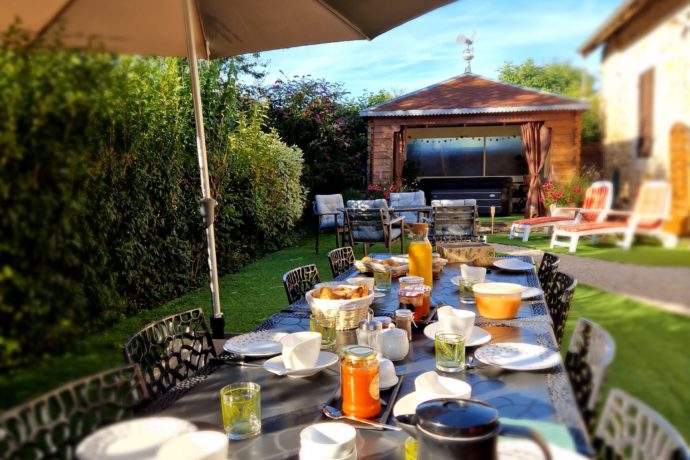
[300,422,356,458]
[472,282,525,319]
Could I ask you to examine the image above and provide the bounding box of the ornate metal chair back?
[124,308,216,398]
[594,388,689,459]
[537,252,560,291]
[0,365,147,459]
[565,317,615,434]
[544,271,577,346]
[328,246,355,278]
[282,264,321,305]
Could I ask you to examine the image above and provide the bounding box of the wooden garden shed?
[360,73,589,215]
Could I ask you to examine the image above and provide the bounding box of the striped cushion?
[514,216,571,226]
[581,185,610,222]
[556,221,626,233]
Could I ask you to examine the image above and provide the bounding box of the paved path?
[494,243,690,317]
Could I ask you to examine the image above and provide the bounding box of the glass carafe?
[408,223,433,289]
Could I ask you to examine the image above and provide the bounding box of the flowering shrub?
[542,166,600,208]
[367,182,398,200]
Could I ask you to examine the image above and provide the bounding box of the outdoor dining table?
[149,254,592,459]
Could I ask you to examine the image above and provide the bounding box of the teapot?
[377,325,409,361]
[395,398,552,460]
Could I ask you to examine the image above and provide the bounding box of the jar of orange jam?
[341,345,380,418]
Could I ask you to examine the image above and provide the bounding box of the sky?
[248,0,621,97]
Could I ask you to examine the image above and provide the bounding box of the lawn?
[2,233,689,440]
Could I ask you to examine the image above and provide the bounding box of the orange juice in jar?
[408,223,433,289]
[341,345,380,418]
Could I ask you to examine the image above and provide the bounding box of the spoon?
[322,406,401,431]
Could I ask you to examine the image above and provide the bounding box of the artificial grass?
[488,233,690,267]
[2,234,689,441]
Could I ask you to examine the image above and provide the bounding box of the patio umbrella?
[1,0,455,337]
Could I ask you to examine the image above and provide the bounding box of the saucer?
[380,375,399,390]
[423,323,491,347]
[493,259,534,272]
[263,351,338,378]
[521,287,543,299]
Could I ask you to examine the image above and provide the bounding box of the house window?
[638,68,654,158]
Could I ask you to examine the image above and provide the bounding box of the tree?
[498,59,601,144]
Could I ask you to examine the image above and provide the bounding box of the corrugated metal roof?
[360,73,589,118]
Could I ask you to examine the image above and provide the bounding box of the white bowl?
[300,423,356,459]
[306,285,375,312]
[415,371,472,405]
[156,431,228,460]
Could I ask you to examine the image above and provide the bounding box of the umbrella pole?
[183,0,224,338]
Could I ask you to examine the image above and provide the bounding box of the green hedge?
[0,30,305,368]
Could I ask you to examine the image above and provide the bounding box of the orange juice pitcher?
[408,223,433,289]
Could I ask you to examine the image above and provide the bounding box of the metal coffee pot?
[395,398,552,460]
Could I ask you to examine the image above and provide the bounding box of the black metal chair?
[282,264,321,305]
[0,365,147,459]
[593,388,689,460]
[328,246,355,278]
[565,317,615,435]
[543,271,577,346]
[537,252,560,291]
[124,308,216,398]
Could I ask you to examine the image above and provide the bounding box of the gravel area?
[494,243,690,317]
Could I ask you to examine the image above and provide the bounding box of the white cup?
[300,422,356,459]
[156,431,228,460]
[377,355,397,388]
[377,327,409,361]
[280,332,321,370]
[437,306,476,342]
[346,276,375,291]
[460,264,486,283]
[415,371,472,405]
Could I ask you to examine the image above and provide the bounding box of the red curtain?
[521,122,552,218]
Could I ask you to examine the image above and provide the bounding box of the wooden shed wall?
[367,110,581,185]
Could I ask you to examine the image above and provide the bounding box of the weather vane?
[456,32,476,73]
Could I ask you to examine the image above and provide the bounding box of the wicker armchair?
[565,318,615,434]
[313,194,348,253]
[0,365,146,459]
[328,246,355,278]
[344,204,404,256]
[282,264,321,305]
[124,308,216,398]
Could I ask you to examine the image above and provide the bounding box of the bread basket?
[306,283,375,330]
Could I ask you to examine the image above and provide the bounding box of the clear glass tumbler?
[310,314,336,351]
[374,269,392,292]
[434,332,465,373]
[220,382,261,440]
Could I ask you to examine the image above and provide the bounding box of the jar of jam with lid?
[341,345,380,418]
[398,288,424,322]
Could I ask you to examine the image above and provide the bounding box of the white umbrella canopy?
[1,0,455,337]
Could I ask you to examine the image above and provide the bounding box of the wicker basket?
[306,285,374,330]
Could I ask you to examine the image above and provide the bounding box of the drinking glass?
[459,277,480,304]
[434,332,465,372]
[310,314,336,351]
[220,382,261,440]
[374,269,392,292]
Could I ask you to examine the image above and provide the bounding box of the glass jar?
[356,318,382,351]
[394,308,413,341]
[398,288,424,322]
[341,345,380,418]
[399,275,424,290]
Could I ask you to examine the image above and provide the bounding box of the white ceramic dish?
[498,439,589,459]
[493,259,534,272]
[521,287,544,299]
[423,323,491,347]
[300,422,356,459]
[451,276,493,287]
[263,351,338,378]
[156,431,228,460]
[414,371,472,405]
[223,331,287,357]
[380,375,399,390]
[373,292,386,298]
[474,343,561,371]
[393,392,420,417]
[76,417,196,460]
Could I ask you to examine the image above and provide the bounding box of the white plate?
[521,287,543,299]
[76,417,196,460]
[498,439,589,460]
[493,259,534,272]
[223,330,288,357]
[263,351,339,378]
[380,375,399,390]
[475,343,561,371]
[423,322,491,347]
[392,392,419,417]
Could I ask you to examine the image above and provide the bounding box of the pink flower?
[314,114,321,122]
